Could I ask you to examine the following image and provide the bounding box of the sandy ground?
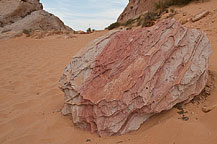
[1,1,217,144]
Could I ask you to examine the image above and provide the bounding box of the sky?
[40,0,128,31]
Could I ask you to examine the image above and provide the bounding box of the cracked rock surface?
[59,19,211,136]
[0,0,72,38]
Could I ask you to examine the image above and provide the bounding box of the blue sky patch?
[40,0,128,31]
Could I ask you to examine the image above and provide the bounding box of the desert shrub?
[140,12,158,27]
[170,8,175,13]
[23,29,31,35]
[155,1,167,12]
[146,12,157,21]
[107,22,121,30]
[155,0,193,14]
[137,16,144,26]
[169,0,193,5]
[142,19,155,27]
[86,27,92,33]
[123,18,134,26]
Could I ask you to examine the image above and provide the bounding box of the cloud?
[40,0,128,31]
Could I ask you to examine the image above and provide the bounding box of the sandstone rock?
[202,105,217,113]
[0,0,42,27]
[179,18,189,25]
[59,19,211,136]
[192,10,210,22]
[118,0,166,23]
[1,10,67,32]
[0,0,73,38]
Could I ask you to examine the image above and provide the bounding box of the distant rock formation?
[59,19,211,136]
[118,0,165,23]
[0,0,73,38]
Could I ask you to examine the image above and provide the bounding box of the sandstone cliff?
[118,0,165,23]
[0,0,73,38]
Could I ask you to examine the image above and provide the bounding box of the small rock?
[180,19,188,25]
[86,139,91,142]
[183,12,187,16]
[182,116,189,121]
[56,109,62,112]
[202,105,217,113]
[192,10,210,22]
[187,18,192,22]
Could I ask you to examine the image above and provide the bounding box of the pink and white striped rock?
[59,19,211,136]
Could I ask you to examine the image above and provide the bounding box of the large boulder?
[59,19,211,136]
[0,0,42,27]
[1,10,67,33]
[0,0,72,38]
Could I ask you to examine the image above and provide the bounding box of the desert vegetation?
[155,0,193,13]
[107,0,194,30]
[22,29,32,37]
[107,22,121,30]
[86,27,95,33]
